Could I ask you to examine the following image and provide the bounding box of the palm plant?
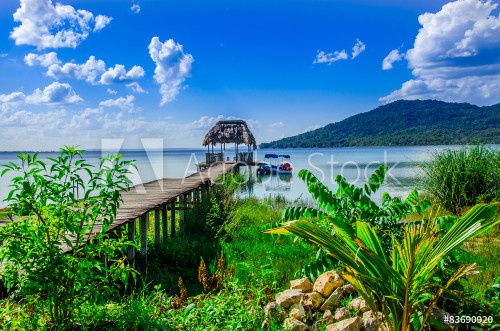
[266,203,500,331]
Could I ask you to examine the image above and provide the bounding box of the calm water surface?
[0,146,467,208]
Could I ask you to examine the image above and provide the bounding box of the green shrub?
[420,145,500,215]
[0,146,137,326]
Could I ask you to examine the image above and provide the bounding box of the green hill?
[260,100,500,148]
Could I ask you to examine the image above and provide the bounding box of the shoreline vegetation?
[0,145,499,330]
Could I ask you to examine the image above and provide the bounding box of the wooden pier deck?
[0,162,238,268]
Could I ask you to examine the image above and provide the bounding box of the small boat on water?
[256,154,293,175]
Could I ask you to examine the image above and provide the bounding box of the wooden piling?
[154,208,161,246]
[127,219,136,269]
[161,204,168,240]
[180,194,185,234]
[140,213,148,267]
[170,199,176,237]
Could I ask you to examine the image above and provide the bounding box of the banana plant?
[264,165,431,278]
[265,203,500,331]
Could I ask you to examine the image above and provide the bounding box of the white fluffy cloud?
[382,49,404,70]
[313,50,348,64]
[93,15,112,32]
[381,0,500,105]
[24,52,60,66]
[99,95,136,112]
[0,92,26,104]
[10,0,112,49]
[148,37,194,106]
[126,82,146,93]
[352,39,366,59]
[25,53,145,85]
[314,39,366,64]
[28,82,83,105]
[107,88,118,95]
[99,64,145,85]
[0,82,83,106]
[131,2,141,14]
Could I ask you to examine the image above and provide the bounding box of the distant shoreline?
[1,144,499,154]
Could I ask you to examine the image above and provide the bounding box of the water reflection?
[255,174,292,192]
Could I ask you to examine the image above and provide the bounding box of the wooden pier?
[0,162,238,269]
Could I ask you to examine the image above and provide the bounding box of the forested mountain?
[260,100,500,148]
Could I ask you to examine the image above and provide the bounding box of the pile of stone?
[262,271,382,331]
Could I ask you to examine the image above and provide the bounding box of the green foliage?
[146,216,220,296]
[0,146,138,326]
[260,99,500,148]
[266,203,500,331]
[420,144,500,215]
[205,172,244,239]
[147,173,243,296]
[223,197,316,289]
[272,164,430,278]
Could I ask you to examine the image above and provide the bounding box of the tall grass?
[419,145,500,215]
[222,196,316,290]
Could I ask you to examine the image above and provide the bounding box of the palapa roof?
[203,120,257,148]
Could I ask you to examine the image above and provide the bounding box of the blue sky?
[0,0,499,150]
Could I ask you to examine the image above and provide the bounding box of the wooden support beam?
[180,195,185,235]
[154,208,161,246]
[170,199,176,237]
[194,187,200,204]
[201,184,206,202]
[162,203,168,240]
[140,213,148,267]
[127,219,136,269]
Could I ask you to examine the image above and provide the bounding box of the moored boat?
[257,154,293,175]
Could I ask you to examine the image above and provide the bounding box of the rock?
[362,311,384,331]
[320,287,344,311]
[301,292,325,309]
[264,302,287,322]
[313,271,344,297]
[348,297,369,313]
[334,307,350,321]
[341,283,356,295]
[284,317,309,331]
[276,289,303,308]
[323,310,333,320]
[431,307,458,331]
[289,303,306,320]
[326,316,362,331]
[291,277,313,292]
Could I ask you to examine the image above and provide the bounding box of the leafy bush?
[0,146,137,326]
[420,144,500,215]
[268,165,430,278]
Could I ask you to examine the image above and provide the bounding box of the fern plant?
[267,165,431,278]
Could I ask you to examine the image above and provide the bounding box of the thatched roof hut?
[203,120,257,149]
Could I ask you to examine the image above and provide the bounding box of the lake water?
[0,146,465,208]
